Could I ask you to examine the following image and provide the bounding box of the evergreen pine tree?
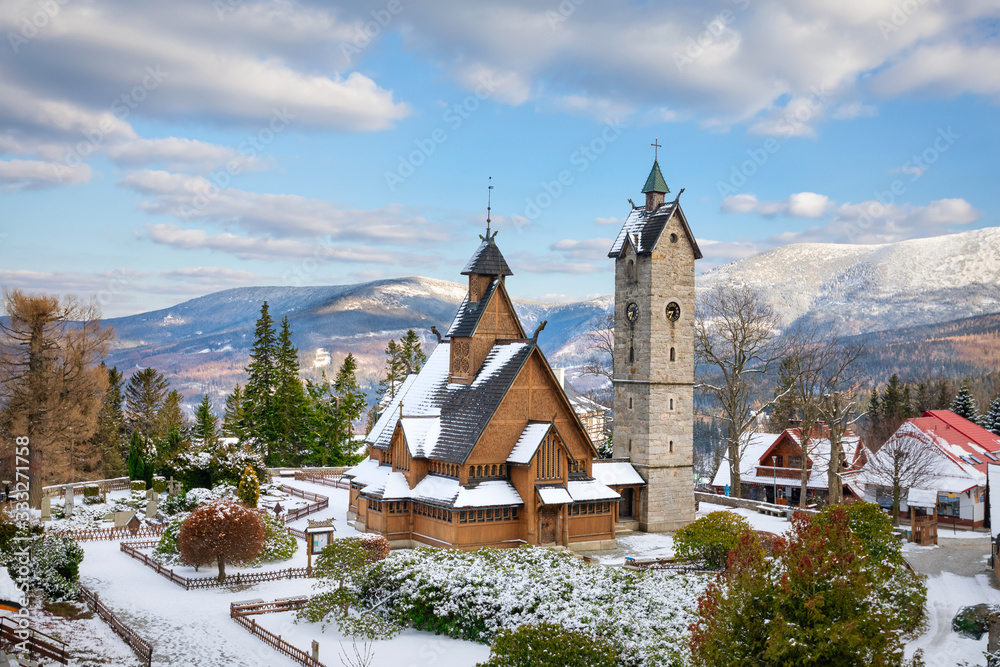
[222,384,246,440]
[194,394,219,447]
[274,316,309,466]
[93,364,127,476]
[244,302,279,461]
[770,357,798,431]
[126,430,148,482]
[377,339,406,403]
[305,354,368,467]
[881,374,907,421]
[237,465,260,508]
[913,381,931,415]
[399,329,427,375]
[981,395,1000,436]
[125,367,169,439]
[164,427,185,463]
[933,379,952,410]
[867,388,881,419]
[950,383,979,422]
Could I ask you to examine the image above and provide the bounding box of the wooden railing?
[0,616,71,664]
[119,542,311,590]
[43,477,131,498]
[755,465,806,480]
[57,523,166,542]
[293,472,350,490]
[79,584,153,666]
[231,599,326,667]
[279,485,329,523]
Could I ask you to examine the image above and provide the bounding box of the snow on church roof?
[401,416,442,458]
[607,201,703,259]
[568,479,621,502]
[363,340,535,464]
[592,460,645,486]
[508,423,552,465]
[537,486,573,505]
[373,473,524,508]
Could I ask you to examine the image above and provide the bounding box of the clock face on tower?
[666,302,681,322]
[626,302,639,323]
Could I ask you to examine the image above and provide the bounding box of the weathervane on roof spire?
[651,138,661,161]
[480,176,498,243]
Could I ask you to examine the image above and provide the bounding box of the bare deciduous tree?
[780,328,866,507]
[0,290,113,507]
[862,423,941,525]
[582,311,614,382]
[695,284,788,498]
[818,390,866,505]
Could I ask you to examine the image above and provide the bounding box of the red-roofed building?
[861,410,1000,528]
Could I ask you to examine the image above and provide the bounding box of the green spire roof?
[641,160,669,194]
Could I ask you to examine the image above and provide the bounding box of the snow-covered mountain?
[697,227,1000,335]
[103,277,612,398]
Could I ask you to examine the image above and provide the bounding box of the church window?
[669,398,674,410]
[503,507,510,520]
[469,466,474,479]
[477,465,483,477]
[628,397,633,410]
[491,465,497,477]
[670,233,678,243]
[477,510,484,522]
[669,440,674,453]
[629,346,634,363]
[626,259,636,282]
[670,347,675,361]
[460,511,467,523]
[512,508,519,520]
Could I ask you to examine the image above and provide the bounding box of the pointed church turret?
[461,232,512,302]
[642,160,670,211]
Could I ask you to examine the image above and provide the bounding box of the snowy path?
[905,572,1000,667]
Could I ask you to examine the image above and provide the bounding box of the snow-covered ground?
[906,572,1000,667]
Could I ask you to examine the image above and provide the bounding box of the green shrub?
[82,485,103,505]
[479,623,620,667]
[152,477,167,494]
[0,533,84,601]
[237,466,260,508]
[674,511,753,569]
[153,513,190,565]
[130,480,146,492]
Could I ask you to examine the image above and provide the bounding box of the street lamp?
[772,455,777,505]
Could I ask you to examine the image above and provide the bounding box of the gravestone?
[64,485,74,518]
[167,477,181,496]
[272,502,284,517]
[145,496,158,519]
[40,497,51,522]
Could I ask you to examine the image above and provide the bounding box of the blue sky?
[1,0,998,317]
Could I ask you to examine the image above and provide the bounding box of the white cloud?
[594,216,622,226]
[0,159,91,190]
[119,170,452,246]
[105,138,264,172]
[721,192,830,218]
[550,238,615,260]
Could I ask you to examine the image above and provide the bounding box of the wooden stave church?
[344,233,644,550]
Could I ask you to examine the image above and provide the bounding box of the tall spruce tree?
[932,379,952,410]
[377,339,406,404]
[913,381,931,415]
[243,302,279,461]
[305,354,368,466]
[126,430,151,485]
[222,384,246,440]
[125,367,169,440]
[950,383,979,422]
[93,365,127,476]
[274,316,309,465]
[399,329,427,375]
[982,395,1000,436]
[193,394,220,447]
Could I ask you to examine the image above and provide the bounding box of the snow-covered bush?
[353,546,706,665]
[152,512,191,565]
[357,533,390,562]
[164,443,268,491]
[249,512,297,565]
[83,486,102,505]
[0,533,84,601]
[480,622,621,667]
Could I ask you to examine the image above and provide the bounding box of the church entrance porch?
[539,507,557,544]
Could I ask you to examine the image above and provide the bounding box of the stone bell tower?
[607,156,701,532]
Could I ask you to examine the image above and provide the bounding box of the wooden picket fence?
[79,584,153,666]
[43,477,131,499]
[57,523,166,542]
[292,472,350,490]
[119,541,312,590]
[279,486,329,524]
[0,616,71,664]
[230,599,326,667]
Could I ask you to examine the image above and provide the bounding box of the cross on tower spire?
[486,176,493,237]
[651,138,661,161]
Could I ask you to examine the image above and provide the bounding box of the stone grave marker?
[64,485,74,518]
[145,496,158,519]
[40,497,51,522]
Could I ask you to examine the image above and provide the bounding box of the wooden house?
[345,233,641,550]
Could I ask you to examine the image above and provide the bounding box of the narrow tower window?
[629,346,634,362]
[670,347,676,361]
[626,259,636,281]
[669,440,674,453]
[669,398,674,410]
[629,397,633,410]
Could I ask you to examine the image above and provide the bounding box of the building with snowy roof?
[344,231,641,550]
[711,427,867,505]
[861,410,1000,528]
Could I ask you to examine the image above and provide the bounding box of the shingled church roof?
[462,237,513,277]
[446,277,501,338]
[608,201,703,259]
